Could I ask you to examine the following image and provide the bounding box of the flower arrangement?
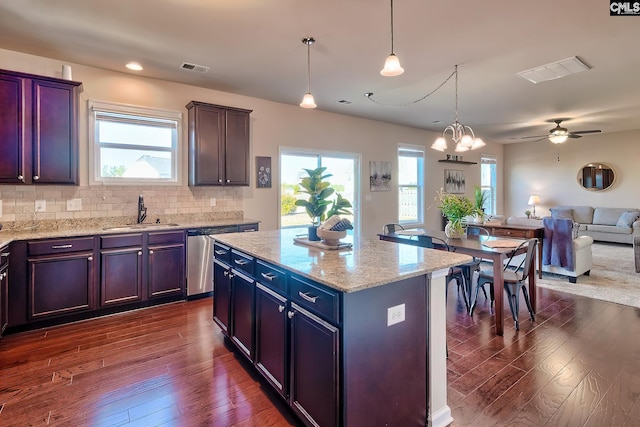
[436,188,475,237]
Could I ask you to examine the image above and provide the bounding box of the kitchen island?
[212,229,471,427]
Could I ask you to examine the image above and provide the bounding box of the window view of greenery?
[280,153,356,229]
[398,148,424,224]
[93,109,178,182]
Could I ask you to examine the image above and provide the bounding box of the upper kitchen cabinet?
[186,101,252,186]
[0,69,81,185]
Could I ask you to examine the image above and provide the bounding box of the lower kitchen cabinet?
[289,302,339,427]
[27,237,96,320]
[100,234,144,307]
[1,246,9,336]
[147,231,186,299]
[255,283,288,396]
[213,258,231,334]
[230,270,255,360]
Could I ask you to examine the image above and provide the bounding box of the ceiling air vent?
[516,56,590,84]
[180,62,210,73]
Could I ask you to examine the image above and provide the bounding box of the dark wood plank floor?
[1,287,639,426]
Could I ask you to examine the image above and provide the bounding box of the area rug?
[536,242,640,308]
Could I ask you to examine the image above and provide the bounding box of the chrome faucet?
[137,195,147,224]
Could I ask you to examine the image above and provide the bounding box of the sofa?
[506,216,593,282]
[548,206,640,244]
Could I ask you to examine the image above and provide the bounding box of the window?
[398,145,424,225]
[481,154,497,215]
[89,100,181,184]
[280,149,359,231]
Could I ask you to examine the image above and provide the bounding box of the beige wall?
[0,48,503,236]
[503,129,640,218]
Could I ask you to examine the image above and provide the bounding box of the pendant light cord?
[454,65,459,122]
[365,67,457,107]
[306,40,311,92]
[390,0,395,54]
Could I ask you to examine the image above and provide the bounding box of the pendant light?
[380,0,404,77]
[431,65,485,152]
[300,37,317,108]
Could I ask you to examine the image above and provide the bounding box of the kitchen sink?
[103,223,180,231]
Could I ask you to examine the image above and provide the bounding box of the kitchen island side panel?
[342,274,428,427]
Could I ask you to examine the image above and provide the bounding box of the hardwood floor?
[1,288,639,426]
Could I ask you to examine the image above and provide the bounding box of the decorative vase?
[473,213,483,224]
[445,221,464,239]
[308,225,320,241]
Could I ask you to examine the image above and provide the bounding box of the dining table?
[378,229,537,336]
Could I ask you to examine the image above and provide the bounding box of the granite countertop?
[213,229,472,293]
[0,217,261,248]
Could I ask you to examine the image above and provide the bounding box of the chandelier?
[431,65,485,152]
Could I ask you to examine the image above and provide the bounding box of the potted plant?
[473,186,489,223]
[525,210,531,219]
[295,167,352,240]
[436,189,475,238]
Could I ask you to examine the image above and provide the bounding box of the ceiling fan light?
[380,54,404,76]
[300,92,317,109]
[549,134,568,144]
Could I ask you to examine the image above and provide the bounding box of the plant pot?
[308,225,320,241]
[445,221,464,239]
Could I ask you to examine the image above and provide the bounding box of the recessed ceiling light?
[336,100,352,105]
[126,62,143,71]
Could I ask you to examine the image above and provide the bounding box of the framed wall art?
[370,161,391,192]
[444,169,465,194]
[256,156,272,188]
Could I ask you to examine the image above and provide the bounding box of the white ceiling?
[1,0,639,143]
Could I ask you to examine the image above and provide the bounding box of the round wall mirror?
[577,163,615,191]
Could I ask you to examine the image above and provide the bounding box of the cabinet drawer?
[231,249,254,276]
[256,260,286,294]
[213,242,231,263]
[28,237,94,256]
[101,233,143,249]
[238,223,259,232]
[289,275,339,324]
[148,231,185,246]
[492,228,527,238]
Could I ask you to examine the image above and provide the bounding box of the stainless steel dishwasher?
[186,225,239,298]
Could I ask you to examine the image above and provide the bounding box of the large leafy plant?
[295,167,352,226]
[474,186,489,216]
[436,189,475,233]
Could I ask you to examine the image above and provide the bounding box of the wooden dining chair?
[469,238,537,330]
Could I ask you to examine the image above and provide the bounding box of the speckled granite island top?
[213,229,472,293]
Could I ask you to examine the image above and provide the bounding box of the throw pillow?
[550,207,574,220]
[616,211,640,228]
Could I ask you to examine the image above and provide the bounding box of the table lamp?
[527,195,541,218]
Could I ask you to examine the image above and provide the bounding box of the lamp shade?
[300,92,317,108]
[380,54,404,76]
[527,195,540,206]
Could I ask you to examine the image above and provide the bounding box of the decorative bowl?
[316,228,347,246]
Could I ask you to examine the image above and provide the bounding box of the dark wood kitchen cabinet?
[0,246,9,337]
[147,231,185,299]
[255,283,288,396]
[213,257,232,334]
[186,101,252,187]
[0,69,81,185]
[100,233,144,307]
[27,237,96,320]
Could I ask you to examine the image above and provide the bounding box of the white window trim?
[398,143,425,228]
[88,100,183,186]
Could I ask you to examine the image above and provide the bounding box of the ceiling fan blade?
[570,129,601,135]
[520,134,547,139]
[568,134,582,139]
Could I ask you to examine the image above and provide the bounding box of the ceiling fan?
[521,118,602,143]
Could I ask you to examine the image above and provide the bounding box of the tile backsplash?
[0,184,243,224]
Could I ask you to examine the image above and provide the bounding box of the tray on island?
[293,236,353,251]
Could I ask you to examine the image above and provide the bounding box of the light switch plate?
[67,198,82,211]
[210,198,217,207]
[0,199,3,217]
[387,303,406,326]
[35,200,46,212]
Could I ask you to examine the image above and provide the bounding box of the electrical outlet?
[35,200,46,213]
[67,198,82,211]
[387,303,406,326]
[210,198,217,207]
[0,200,3,217]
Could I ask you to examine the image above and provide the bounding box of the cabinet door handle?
[33,175,40,181]
[226,179,230,183]
[298,291,318,304]
[243,228,256,232]
[287,311,295,319]
[87,256,93,261]
[0,252,9,259]
[278,305,285,313]
[51,244,73,249]
[17,175,24,182]
[149,250,154,255]
[138,251,143,256]
[218,179,223,183]
[214,250,227,255]
[260,272,276,281]
[234,259,249,266]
